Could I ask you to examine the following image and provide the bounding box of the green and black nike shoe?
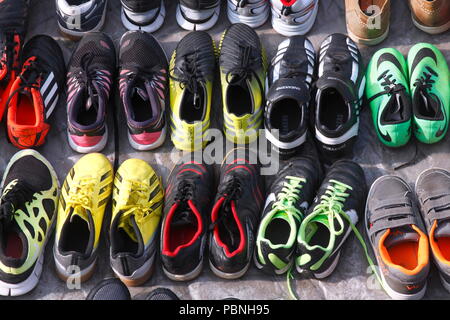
[366,48,412,148]
[0,150,59,296]
[408,43,450,144]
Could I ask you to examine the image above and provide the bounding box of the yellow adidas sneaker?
[53,153,113,283]
[169,31,216,151]
[109,158,164,286]
[219,23,267,144]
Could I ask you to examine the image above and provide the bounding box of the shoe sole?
[0,150,59,296]
[162,258,204,282]
[121,1,166,33]
[176,4,220,31]
[209,259,251,280]
[365,175,427,300]
[271,3,319,36]
[58,3,107,40]
[128,122,167,151]
[253,250,293,275]
[67,126,108,154]
[412,14,450,35]
[227,3,269,28]
[347,25,390,46]
[54,254,97,284]
[112,253,156,287]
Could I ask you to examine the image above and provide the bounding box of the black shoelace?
[368,70,407,107]
[171,181,196,226]
[0,32,19,83]
[76,53,106,111]
[226,44,264,99]
[170,52,204,110]
[0,181,37,222]
[413,66,438,113]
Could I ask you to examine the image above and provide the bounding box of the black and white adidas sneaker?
[265,36,316,158]
[56,0,108,39]
[314,33,365,162]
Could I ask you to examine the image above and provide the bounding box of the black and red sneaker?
[209,148,265,279]
[160,153,214,281]
[0,0,28,122]
[119,30,168,151]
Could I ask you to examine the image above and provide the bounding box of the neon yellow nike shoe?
[169,31,216,151]
[109,158,164,286]
[53,153,113,283]
[219,23,267,144]
[0,149,59,296]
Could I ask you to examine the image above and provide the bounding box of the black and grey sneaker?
[119,30,168,151]
[314,33,365,162]
[86,278,131,300]
[366,175,430,300]
[56,0,108,39]
[146,287,180,300]
[254,157,322,275]
[415,168,450,294]
[121,0,166,32]
[296,160,367,278]
[176,0,221,31]
[209,148,265,279]
[160,154,215,281]
[265,36,316,158]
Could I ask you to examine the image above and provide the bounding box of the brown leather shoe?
[345,0,390,46]
[409,0,450,34]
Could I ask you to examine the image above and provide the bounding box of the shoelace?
[225,44,264,101]
[170,52,204,110]
[209,176,243,247]
[269,177,305,223]
[76,53,106,111]
[119,65,166,99]
[66,178,96,214]
[118,179,163,224]
[413,66,438,114]
[0,32,19,82]
[287,180,383,300]
[368,71,407,107]
[0,180,37,222]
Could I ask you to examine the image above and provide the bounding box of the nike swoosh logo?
[410,48,438,75]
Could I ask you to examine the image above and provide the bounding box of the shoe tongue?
[70,207,92,231]
[316,75,355,103]
[126,77,160,122]
[418,89,440,116]
[384,226,419,248]
[272,211,291,223]
[172,206,197,228]
[267,78,309,106]
[118,213,141,243]
[434,219,450,238]
[384,91,406,122]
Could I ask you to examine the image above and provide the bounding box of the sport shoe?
[366,175,429,300]
[169,31,216,151]
[119,31,168,151]
[121,0,166,33]
[296,160,367,278]
[54,153,113,283]
[176,0,221,31]
[407,43,450,144]
[265,36,315,158]
[86,278,131,300]
[227,0,270,28]
[146,287,180,300]
[0,0,28,123]
[110,159,163,286]
[160,154,214,281]
[345,0,390,46]
[0,150,59,296]
[314,34,365,161]
[409,0,450,34]
[219,23,267,144]
[66,32,116,153]
[365,48,412,148]
[254,157,322,275]
[7,35,66,149]
[415,168,450,293]
[56,0,108,39]
[209,148,264,279]
[270,0,319,37]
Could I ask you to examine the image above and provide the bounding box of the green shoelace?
[287,180,384,300]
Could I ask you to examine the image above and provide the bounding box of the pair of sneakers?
[160,148,264,281]
[366,43,450,147]
[367,169,450,300]
[53,154,164,287]
[169,23,267,151]
[255,158,367,281]
[265,34,365,161]
[228,0,319,36]
[67,31,168,153]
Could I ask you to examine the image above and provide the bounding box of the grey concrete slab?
[0,0,450,300]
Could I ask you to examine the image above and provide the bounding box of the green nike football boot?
[408,43,450,144]
[366,48,412,148]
